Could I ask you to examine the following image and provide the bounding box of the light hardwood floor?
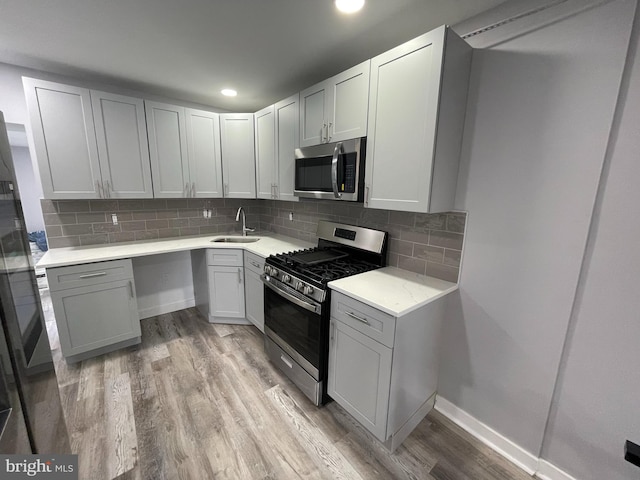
[42,289,533,480]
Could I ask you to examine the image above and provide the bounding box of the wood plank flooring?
[41,289,534,480]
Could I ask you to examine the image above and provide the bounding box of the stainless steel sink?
[211,236,260,243]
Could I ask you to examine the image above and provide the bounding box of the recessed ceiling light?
[221,89,237,97]
[335,0,364,14]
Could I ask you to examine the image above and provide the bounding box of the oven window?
[264,286,321,371]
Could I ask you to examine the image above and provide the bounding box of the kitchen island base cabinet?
[192,249,250,325]
[47,259,141,363]
[328,290,446,451]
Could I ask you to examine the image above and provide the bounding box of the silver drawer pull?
[79,272,108,279]
[280,355,293,369]
[250,261,260,268]
[346,311,369,325]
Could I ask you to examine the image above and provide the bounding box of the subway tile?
[121,221,146,232]
[397,255,427,275]
[44,225,63,237]
[389,238,413,256]
[414,244,445,263]
[446,213,466,234]
[44,213,76,226]
[429,230,464,250]
[414,213,447,231]
[443,249,462,268]
[114,212,133,222]
[426,262,459,283]
[135,230,159,241]
[199,226,220,235]
[90,200,119,212]
[57,200,91,213]
[109,232,135,243]
[387,252,399,267]
[177,209,199,218]
[168,218,190,228]
[400,230,429,244]
[142,199,167,210]
[165,199,190,209]
[188,217,213,227]
[92,223,122,233]
[179,227,200,237]
[156,210,179,219]
[75,212,107,224]
[40,200,58,214]
[117,200,145,211]
[79,234,109,246]
[157,228,180,239]
[61,224,93,236]
[389,210,415,227]
[48,236,80,248]
[146,219,169,230]
[358,208,389,227]
[132,211,157,221]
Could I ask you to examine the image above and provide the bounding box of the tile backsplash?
[42,198,466,283]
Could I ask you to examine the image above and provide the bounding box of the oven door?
[263,277,323,379]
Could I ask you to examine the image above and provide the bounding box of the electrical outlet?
[111,213,118,225]
[289,212,293,221]
[207,209,212,218]
[203,209,207,218]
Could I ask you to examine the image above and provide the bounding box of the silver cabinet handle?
[224,183,229,197]
[185,182,190,198]
[238,268,242,284]
[328,121,333,142]
[96,180,102,198]
[273,183,278,199]
[250,261,261,268]
[322,122,327,143]
[365,185,370,206]
[79,271,107,279]
[280,355,293,369]
[345,311,369,325]
[331,142,343,199]
[129,280,135,298]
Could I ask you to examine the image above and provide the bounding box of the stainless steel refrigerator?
[0,111,70,453]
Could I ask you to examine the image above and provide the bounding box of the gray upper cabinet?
[185,108,224,198]
[219,113,256,198]
[254,105,276,199]
[145,101,191,198]
[23,78,103,199]
[91,91,153,198]
[254,94,300,202]
[364,26,472,213]
[299,60,370,147]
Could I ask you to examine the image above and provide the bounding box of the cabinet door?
[274,94,299,202]
[219,114,256,198]
[244,268,264,332]
[91,91,153,198]
[254,106,276,200]
[328,60,370,143]
[328,319,392,442]
[365,27,446,212]
[51,279,140,358]
[23,78,102,199]
[145,101,191,198]
[185,108,223,198]
[209,266,246,319]
[299,81,327,147]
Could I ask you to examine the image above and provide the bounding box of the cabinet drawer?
[47,259,133,292]
[207,249,244,266]
[244,251,265,275]
[330,291,395,348]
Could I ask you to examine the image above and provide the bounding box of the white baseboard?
[434,396,581,480]
[536,460,579,480]
[434,395,539,475]
[138,298,195,319]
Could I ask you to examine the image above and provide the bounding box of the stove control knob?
[282,274,291,283]
[304,286,314,295]
[296,281,304,291]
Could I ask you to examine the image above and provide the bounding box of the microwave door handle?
[331,142,343,199]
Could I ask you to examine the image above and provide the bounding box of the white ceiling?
[0,0,507,112]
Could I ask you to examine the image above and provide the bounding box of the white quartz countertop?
[37,233,314,269]
[328,266,458,317]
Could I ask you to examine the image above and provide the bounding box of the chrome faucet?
[235,206,255,236]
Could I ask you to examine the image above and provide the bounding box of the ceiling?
[0,0,507,112]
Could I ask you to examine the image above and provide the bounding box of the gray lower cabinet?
[244,251,265,332]
[328,290,446,451]
[192,249,249,324]
[47,259,141,362]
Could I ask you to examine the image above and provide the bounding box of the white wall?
[441,0,636,460]
[540,2,640,478]
[132,252,195,319]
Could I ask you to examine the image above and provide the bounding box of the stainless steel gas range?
[261,221,388,405]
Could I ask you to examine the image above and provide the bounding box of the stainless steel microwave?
[294,137,366,202]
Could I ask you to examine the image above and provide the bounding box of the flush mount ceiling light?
[221,88,237,97]
[335,0,364,14]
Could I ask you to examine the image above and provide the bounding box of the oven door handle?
[262,277,321,314]
[331,142,343,199]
